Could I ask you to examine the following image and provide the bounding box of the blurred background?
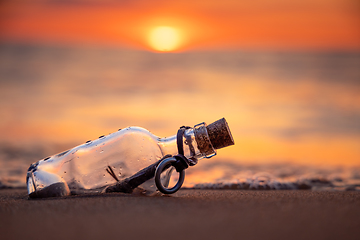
[0,0,359,188]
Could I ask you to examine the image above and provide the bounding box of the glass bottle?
[26,118,234,198]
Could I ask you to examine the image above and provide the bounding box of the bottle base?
[28,182,70,199]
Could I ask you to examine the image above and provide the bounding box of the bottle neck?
[157,128,216,164]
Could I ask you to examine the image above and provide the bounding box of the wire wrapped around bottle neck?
[176,126,191,156]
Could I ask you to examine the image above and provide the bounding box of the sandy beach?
[1,189,359,240]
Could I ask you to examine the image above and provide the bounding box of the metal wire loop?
[155,157,185,194]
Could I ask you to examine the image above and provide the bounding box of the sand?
[0,189,359,240]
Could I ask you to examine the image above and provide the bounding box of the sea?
[0,43,359,191]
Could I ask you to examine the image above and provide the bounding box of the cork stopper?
[193,118,234,157]
[206,118,234,150]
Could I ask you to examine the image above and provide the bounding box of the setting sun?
[148,26,181,52]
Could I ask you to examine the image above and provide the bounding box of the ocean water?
[184,161,360,191]
[0,43,359,191]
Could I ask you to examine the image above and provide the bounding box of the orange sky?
[1,0,359,51]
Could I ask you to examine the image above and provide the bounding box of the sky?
[0,0,359,168]
[1,0,359,51]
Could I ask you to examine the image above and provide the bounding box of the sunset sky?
[1,0,359,51]
[0,0,359,168]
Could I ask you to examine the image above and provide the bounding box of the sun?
[148,26,181,52]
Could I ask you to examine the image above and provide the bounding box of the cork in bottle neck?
[193,118,234,158]
[206,118,234,150]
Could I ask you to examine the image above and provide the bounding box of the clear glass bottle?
[26,118,234,198]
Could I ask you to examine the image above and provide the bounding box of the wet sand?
[0,189,359,240]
